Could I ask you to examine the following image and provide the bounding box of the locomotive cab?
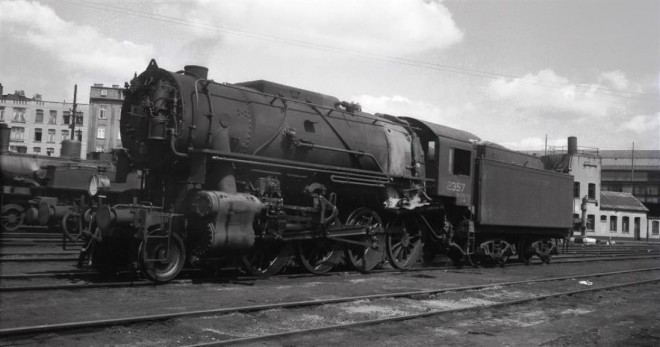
[401,118,479,206]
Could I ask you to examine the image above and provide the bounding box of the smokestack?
[184,65,209,79]
[568,136,578,155]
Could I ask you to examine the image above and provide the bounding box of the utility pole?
[70,84,77,140]
[631,141,635,192]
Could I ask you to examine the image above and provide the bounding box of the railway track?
[0,266,657,345]
[1,247,659,291]
[1,252,660,292]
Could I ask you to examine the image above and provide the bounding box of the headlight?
[88,174,111,197]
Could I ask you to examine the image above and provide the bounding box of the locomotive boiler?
[93,60,573,282]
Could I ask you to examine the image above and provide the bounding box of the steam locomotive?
[89,59,572,282]
[0,125,139,238]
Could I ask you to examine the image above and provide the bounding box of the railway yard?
[0,226,658,346]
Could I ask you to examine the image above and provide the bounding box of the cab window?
[450,148,471,176]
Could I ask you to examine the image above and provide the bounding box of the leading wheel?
[345,207,385,273]
[241,240,292,277]
[1,205,24,232]
[385,219,422,269]
[297,239,342,274]
[140,231,186,283]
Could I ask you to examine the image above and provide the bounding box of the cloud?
[621,113,660,133]
[171,0,463,57]
[599,70,630,90]
[487,69,625,118]
[499,137,568,151]
[0,0,153,77]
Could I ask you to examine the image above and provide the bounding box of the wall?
[593,209,650,240]
[0,96,88,158]
[569,154,601,234]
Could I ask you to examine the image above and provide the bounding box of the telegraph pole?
[70,84,77,140]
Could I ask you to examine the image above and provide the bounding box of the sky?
[0,0,658,151]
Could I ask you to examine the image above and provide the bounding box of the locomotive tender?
[92,59,572,282]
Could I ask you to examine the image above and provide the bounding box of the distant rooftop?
[600,191,649,212]
[600,150,660,170]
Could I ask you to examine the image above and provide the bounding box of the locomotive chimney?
[567,136,578,155]
[184,65,209,80]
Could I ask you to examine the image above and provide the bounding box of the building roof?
[600,191,649,212]
[600,150,660,170]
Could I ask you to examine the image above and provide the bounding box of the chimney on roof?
[0,83,3,97]
[14,90,25,97]
[33,94,42,101]
[568,136,578,155]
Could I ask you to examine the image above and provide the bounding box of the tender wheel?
[140,231,186,283]
[241,240,292,277]
[297,239,342,274]
[345,207,385,273]
[385,219,422,269]
[1,206,25,232]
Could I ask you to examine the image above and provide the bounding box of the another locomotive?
[0,123,139,238]
[93,60,572,282]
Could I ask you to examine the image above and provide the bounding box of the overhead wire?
[59,0,659,101]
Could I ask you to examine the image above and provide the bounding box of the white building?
[0,85,88,158]
[596,191,650,240]
[542,136,650,240]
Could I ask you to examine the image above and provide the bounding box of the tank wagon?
[93,60,572,282]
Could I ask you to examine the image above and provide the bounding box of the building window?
[10,127,25,141]
[98,107,107,120]
[12,108,26,122]
[634,217,640,235]
[75,112,83,125]
[46,147,55,156]
[35,109,44,123]
[600,215,607,222]
[588,183,596,199]
[652,221,659,235]
[75,130,82,142]
[622,216,629,233]
[101,89,108,97]
[97,126,106,139]
[61,130,70,141]
[13,145,27,153]
[34,128,42,142]
[610,216,617,232]
[586,215,595,231]
[47,129,56,143]
[0,106,4,121]
[63,111,71,125]
[48,110,56,124]
[573,182,580,198]
[33,147,41,154]
[450,148,471,176]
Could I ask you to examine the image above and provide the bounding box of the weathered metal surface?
[476,143,544,170]
[476,158,572,228]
